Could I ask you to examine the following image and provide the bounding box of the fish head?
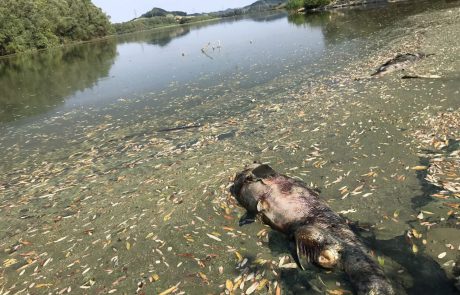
[230,163,278,224]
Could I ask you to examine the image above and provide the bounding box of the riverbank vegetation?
[113,15,216,35]
[114,1,288,35]
[0,0,288,56]
[286,0,331,10]
[0,0,113,56]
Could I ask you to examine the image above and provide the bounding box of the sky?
[92,0,257,23]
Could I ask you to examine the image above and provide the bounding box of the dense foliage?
[113,17,177,35]
[0,0,113,56]
[286,0,331,10]
[115,1,286,35]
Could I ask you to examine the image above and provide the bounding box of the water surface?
[1,1,460,294]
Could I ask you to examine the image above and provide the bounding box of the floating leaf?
[206,233,222,242]
[257,279,269,290]
[327,289,352,295]
[275,285,281,295]
[254,258,268,265]
[226,279,234,291]
[158,283,180,295]
[163,210,174,221]
[150,274,160,282]
[198,272,209,284]
[412,229,422,239]
[234,251,243,262]
[35,283,53,288]
[443,203,460,209]
[411,166,428,170]
[377,256,385,266]
[246,282,259,294]
[3,258,18,267]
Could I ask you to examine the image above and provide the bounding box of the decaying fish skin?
[371,52,434,76]
[231,163,394,295]
[454,259,460,292]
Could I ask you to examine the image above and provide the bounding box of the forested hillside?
[0,0,113,56]
[114,1,287,35]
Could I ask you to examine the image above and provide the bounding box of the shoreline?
[0,10,287,59]
[0,0,412,59]
[292,0,410,13]
[326,0,409,10]
[0,17,220,60]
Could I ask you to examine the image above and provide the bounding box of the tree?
[0,0,113,56]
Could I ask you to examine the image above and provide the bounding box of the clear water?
[0,1,459,294]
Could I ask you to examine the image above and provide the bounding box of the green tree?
[286,0,331,10]
[0,0,113,56]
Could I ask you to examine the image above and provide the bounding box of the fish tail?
[341,247,394,295]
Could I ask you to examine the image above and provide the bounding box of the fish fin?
[239,211,256,226]
[256,199,269,213]
[257,201,263,212]
[295,226,341,270]
[295,226,323,270]
[251,164,277,179]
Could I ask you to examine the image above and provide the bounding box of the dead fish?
[371,52,434,76]
[453,258,460,292]
[230,163,394,295]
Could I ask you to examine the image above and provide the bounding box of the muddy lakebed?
[1,1,460,294]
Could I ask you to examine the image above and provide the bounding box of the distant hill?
[114,0,287,35]
[210,0,287,17]
[140,7,187,18]
[245,0,287,11]
[136,0,287,19]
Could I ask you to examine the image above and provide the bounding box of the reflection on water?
[117,26,192,47]
[1,10,325,125]
[0,40,117,122]
[0,0,456,125]
[287,0,458,43]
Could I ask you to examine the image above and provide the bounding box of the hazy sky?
[92,0,256,23]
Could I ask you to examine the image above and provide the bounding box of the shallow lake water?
[1,1,460,294]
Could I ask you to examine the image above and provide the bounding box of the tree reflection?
[0,39,117,122]
[117,26,191,47]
